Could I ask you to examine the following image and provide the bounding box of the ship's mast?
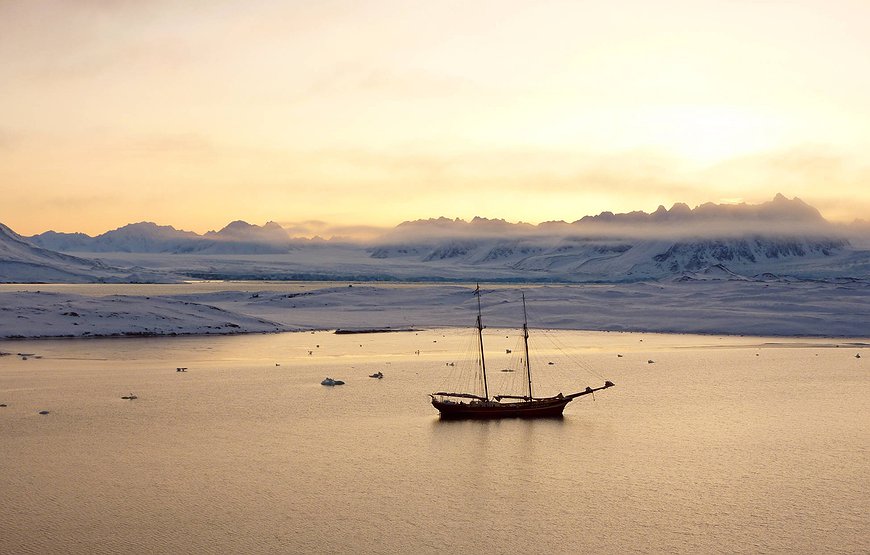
[476,284,489,401]
[522,292,533,400]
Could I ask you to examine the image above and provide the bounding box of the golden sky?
[1,0,869,236]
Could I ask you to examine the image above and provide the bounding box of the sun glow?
[635,105,782,167]
[2,1,870,234]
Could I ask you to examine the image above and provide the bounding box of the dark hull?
[431,396,572,420]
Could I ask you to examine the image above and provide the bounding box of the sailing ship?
[430,285,614,419]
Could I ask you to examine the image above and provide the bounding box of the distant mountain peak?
[759,193,821,220]
[111,221,198,237]
[203,220,290,252]
[0,221,121,282]
[217,220,255,233]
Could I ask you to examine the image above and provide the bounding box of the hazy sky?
[2,0,869,235]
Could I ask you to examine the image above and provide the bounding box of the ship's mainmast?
[522,292,533,400]
[475,284,489,401]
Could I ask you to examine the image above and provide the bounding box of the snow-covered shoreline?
[1,281,868,340]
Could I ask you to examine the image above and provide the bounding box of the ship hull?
[431,396,572,420]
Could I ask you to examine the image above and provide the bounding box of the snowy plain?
[1,281,868,340]
[2,195,869,340]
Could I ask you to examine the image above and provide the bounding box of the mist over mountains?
[4,194,870,283]
[366,193,840,244]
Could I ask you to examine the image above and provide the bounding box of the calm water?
[1,330,867,554]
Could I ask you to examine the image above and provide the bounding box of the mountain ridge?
[27,194,845,249]
[381,194,841,243]
[30,220,297,254]
[0,223,171,283]
[4,194,869,284]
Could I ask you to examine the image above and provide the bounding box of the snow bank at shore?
[1,281,868,339]
[0,291,285,338]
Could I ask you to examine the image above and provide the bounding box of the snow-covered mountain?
[0,223,173,283]
[0,223,105,282]
[361,233,862,282]
[199,221,292,254]
[28,230,94,252]
[380,194,833,243]
[30,222,201,253]
[10,195,870,283]
[649,236,849,273]
[362,195,865,281]
[30,220,294,254]
[573,193,826,228]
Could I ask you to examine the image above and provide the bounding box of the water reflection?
[0,330,866,554]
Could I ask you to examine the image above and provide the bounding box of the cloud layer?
[2,1,870,234]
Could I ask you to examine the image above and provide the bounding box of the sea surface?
[1,329,867,554]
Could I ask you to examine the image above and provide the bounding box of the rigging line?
[490,335,522,398]
[434,329,478,394]
[436,287,486,396]
[508,334,525,394]
[523,297,606,382]
[535,328,607,382]
[463,333,479,396]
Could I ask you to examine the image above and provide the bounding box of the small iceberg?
[321,377,345,386]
